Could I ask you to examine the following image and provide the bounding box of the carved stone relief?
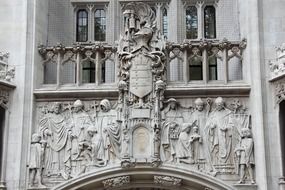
[31,2,255,189]
[0,52,15,82]
[269,43,285,80]
[102,176,130,189]
[154,175,182,186]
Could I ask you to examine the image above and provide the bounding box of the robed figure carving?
[207,97,233,165]
[96,99,121,165]
[39,102,71,179]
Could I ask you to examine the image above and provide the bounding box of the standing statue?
[176,123,193,164]
[191,98,216,175]
[96,99,121,165]
[70,100,94,176]
[161,98,184,162]
[189,125,202,164]
[207,97,233,165]
[29,133,46,188]
[39,102,71,179]
[235,128,255,184]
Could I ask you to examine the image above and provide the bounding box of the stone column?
[245,0,268,189]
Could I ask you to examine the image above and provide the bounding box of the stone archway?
[52,166,235,190]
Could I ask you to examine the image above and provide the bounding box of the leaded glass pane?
[76,10,88,42]
[82,61,95,83]
[94,9,106,41]
[186,6,198,39]
[204,6,216,39]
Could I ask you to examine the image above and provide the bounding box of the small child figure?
[235,128,255,184]
[29,133,46,188]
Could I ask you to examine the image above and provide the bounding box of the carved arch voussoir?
[52,166,236,190]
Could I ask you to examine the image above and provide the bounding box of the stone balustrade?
[38,39,247,89]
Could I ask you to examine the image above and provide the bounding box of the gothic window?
[61,61,76,84]
[209,57,217,80]
[186,6,198,39]
[76,9,88,42]
[82,61,95,83]
[189,58,203,80]
[204,5,216,39]
[162,8,168,38]
[94,9,106,41]
[44,62,57,84]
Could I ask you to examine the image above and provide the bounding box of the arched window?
[94,9,106,41]
[186,6,198,39]
[204,6,216,39]
[76,10,88,42]
[162,8,168,38]
[82,61,95,83]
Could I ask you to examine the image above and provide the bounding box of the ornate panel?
[30,2,254,189]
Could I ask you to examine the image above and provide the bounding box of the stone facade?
[0,0,284,190]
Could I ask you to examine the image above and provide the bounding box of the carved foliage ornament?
[275,81,285,105]
[154,175,182,186]
[269,43,285,80]
[102,176,130,189]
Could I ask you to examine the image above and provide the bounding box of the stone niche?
[132,125,151,160]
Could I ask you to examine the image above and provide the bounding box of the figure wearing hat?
[161,98,185,162]
[70,99,94,176]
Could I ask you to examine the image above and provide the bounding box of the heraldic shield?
[129,53,153,98]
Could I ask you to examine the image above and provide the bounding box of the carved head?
[73,100,84,113]
[181,123,191,133]
[100,99,111,112]
[192,126,199,133]
[194,98,204,111]
[87,126,97,137]
[241,128,252,138]
[215,97,225,111]
[31,133,41,143]
[53,102,61,114]
[166,98,178,110]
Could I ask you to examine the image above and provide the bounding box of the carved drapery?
[32,2,253,189]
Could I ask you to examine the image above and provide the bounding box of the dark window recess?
[94,9,106,41]
[209,57,218,80]
[0,107,5,176]
[186,6,198,39]
[101,61,106,83]
[204,6,216,39]
[189,59,203,80]
[82,61,95,83]
[280,101,285,176]
[76,10,88,42]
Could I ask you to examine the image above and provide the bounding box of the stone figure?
[191,98,216,174]
[70,100,94,176]
[29,133,46,188]
[189,125,202,164]
[207,97,233,165]
[96,99,121,164]
[176,123,193,164]
[86,126,104,166]
[161,98,184,162]
[39,102,71,179]
[235,128,255,184]
[121,123,129,159]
